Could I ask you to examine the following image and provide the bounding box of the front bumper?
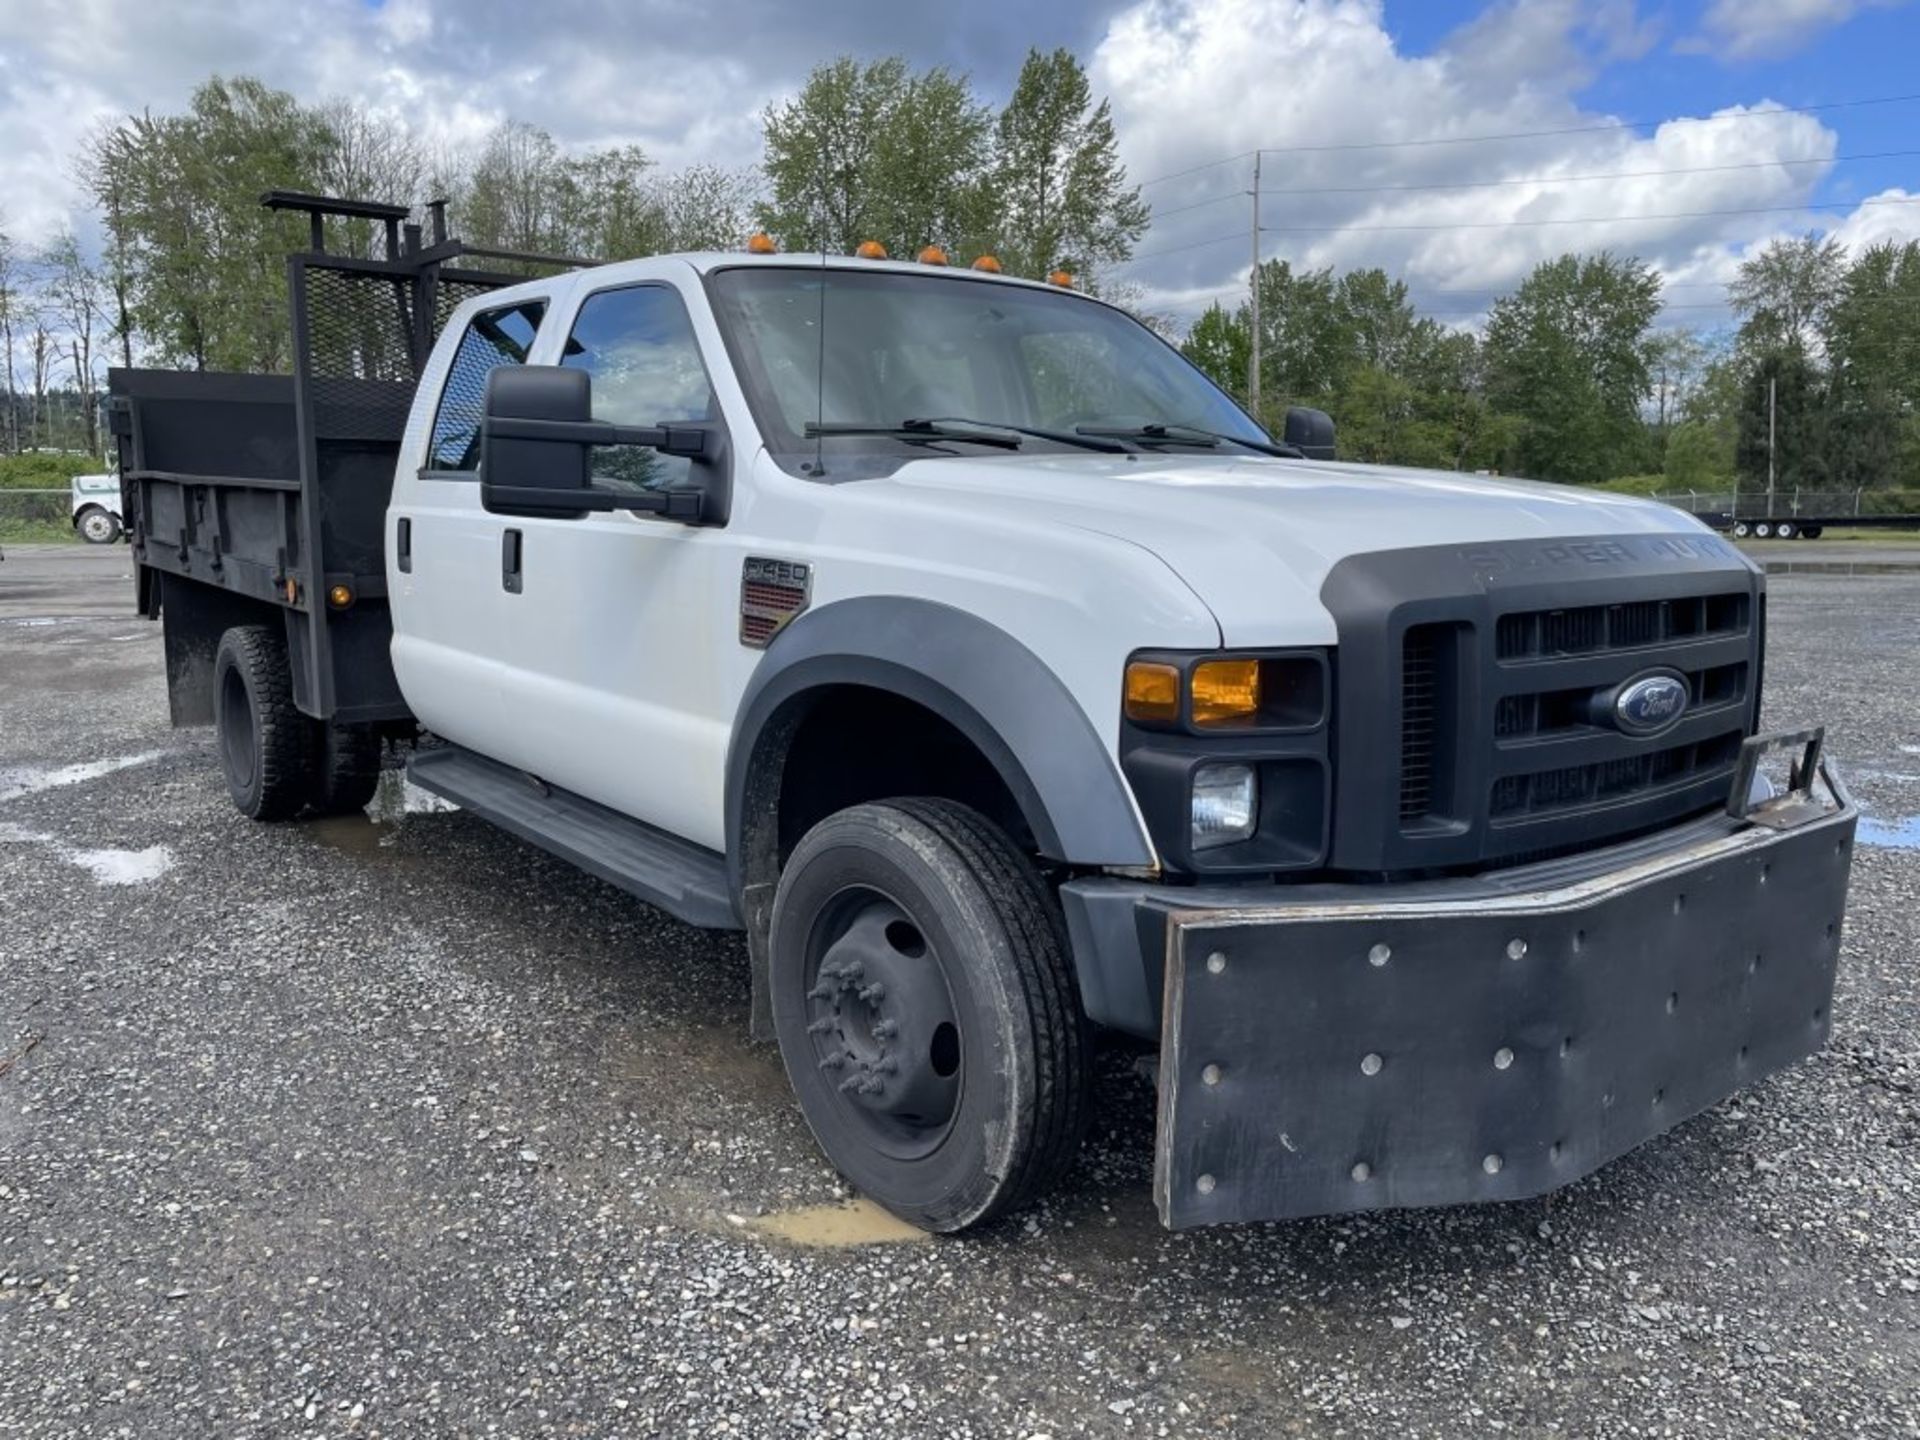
[1061,762,1856,1230]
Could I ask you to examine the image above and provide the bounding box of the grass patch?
[0,453,106,489]
[0,520,80,544]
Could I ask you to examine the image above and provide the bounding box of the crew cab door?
[462,276,736,848]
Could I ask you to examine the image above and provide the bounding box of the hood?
[879,453,1722,646]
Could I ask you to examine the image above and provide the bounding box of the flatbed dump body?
[109,192,549,728]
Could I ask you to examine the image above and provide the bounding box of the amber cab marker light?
[1124,661,1182,726]
[1047,269,1073,288]
[855,239,889,260]
[746,232,778,254]
[970,254,1003,273]
[917,245,950,266]
[1191,658,1262,727]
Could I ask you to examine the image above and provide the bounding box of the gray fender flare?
[725,596,1155,888]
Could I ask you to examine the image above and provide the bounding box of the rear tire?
[1731,521,1751,538]
[213,625,317,821]
[77,507,121,545]
[1755,521,1774,538]
[1775,520,1797,539]
[1801,525,1824,540]
[769,798,1090,1233]
[309,723,383,815]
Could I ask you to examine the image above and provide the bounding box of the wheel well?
[773,687,1033,863]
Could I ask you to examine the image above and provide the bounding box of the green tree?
[1482,253,1662,484]
[86,76,331,371]
[1729,233,1846,361]
[1736,351,1824,492]
[1179,302,1249,402]
[759,58,992,257]
[1824,240,1920,488]
[988,48,1148,279]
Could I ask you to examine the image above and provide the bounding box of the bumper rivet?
[1667,992,1679,1014]
[1360,1052,1383,1076]
[1196,1173,1217,1195]
[1482,1153,1504,1175]
[1493,1047,1513,1070]
[1205,951,1227,975]
[1201,1063,1222,1086]
[1506,938,1528,960]
[1351,1161,1372,1182]
[1367,943,1392,968]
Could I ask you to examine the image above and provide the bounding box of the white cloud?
[1090,0,1920,329]
[1688,0,1912,62]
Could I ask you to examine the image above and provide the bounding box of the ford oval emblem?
[1613,672,1689,736]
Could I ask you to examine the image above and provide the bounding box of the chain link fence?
[0,489,76,543]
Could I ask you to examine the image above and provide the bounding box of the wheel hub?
[805,898,960,1147]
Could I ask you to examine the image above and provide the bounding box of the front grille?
[1399,628,1440,821]
[1496,594,1749,660]
[1489,731,1744,818]
[1393,581,1756,866]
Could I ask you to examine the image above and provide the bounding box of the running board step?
[406,746,738,930]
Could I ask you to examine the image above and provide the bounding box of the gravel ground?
[2,543,1916,1439]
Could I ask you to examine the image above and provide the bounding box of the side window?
[561,285,715,492]
[426,299,547,472]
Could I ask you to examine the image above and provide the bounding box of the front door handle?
[502,528,522,594]
[396,517,412,574]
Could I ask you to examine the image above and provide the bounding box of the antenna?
[812,178,841,479]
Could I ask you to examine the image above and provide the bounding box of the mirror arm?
[481,483,705,521]
[486,415,715,460]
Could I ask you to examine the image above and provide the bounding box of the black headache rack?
[109,191,592,727]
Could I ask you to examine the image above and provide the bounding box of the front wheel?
[1731,521,1752,538]
[769,799,1090,1233]
[77,508,122,544]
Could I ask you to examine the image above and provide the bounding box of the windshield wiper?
[1076,422,1302,458]
[911,416,1130,454]
[805,420,1022,450]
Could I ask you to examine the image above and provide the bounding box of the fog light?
[1192,763,1257,849]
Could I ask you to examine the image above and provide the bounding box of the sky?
[2,0,1919,333]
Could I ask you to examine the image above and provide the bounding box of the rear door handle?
[396,517,412,574]
[502,528,523,594]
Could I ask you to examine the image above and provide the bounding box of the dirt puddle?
[743,1199,930,1248]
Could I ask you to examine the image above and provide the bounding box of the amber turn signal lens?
[855,239,888,259]
[1124,661,1182,725]
[1191,658,1262,727]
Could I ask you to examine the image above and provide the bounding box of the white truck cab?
[71,468,125,544]
[113,197,1857,1233]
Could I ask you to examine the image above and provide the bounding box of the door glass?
[561,286,716,492]
[427,299,547,472]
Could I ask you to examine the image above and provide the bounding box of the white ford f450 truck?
[110,193,1856,1231]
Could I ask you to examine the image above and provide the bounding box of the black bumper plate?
[1155,809,1856,1229]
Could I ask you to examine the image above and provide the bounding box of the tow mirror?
[1283,406,1336,461]
[479,365,716,522]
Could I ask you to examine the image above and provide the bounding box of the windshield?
[706,266,1270,477]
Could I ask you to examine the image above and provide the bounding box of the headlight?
[1191,762,1257,849]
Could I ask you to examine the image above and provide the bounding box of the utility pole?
[1766,375,1777,517]
[1248,151,1262,421]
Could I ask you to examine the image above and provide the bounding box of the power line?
[1147,148,1920,221]
[1135,90,1920,186]
[1263,194,1920,234]
[1127,194,1920,260]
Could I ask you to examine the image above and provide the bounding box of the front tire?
[769,799,1090,1233]
[77,508,121,544]
[213,625,317,820]
[1731,521,1751,538]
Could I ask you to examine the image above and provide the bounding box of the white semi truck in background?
[108,192,1857,1232]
